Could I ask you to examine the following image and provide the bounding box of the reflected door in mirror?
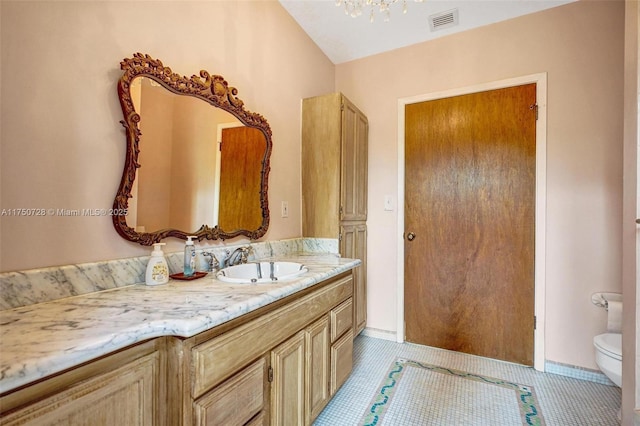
[218,127,265,231]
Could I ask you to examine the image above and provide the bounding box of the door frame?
[396,73,547,371]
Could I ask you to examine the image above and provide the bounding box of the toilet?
[593,332,622,387]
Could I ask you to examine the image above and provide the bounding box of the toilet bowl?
[593,333,622,387]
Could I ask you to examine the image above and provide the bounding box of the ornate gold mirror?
[113,53,271,245]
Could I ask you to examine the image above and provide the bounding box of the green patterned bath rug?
[361,358,545,426]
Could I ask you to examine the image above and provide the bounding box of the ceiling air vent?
[428,9,459,32]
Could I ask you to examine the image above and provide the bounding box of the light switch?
[384,195,393,211]
[281,201,289,218]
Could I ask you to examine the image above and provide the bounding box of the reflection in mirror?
[218,126,265,231]
[130,77,264,233]
[113,53,271,245]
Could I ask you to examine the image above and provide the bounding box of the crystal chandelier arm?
[336,0,421,22]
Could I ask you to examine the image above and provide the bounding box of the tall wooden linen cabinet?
[302,92,368,336]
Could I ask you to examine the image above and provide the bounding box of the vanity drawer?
[330,297,353,342]
[193,358,265,426]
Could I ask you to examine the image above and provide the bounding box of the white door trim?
[396,73,547,371]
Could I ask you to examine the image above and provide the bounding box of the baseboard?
[360,327,397,342]
[544,360,615,386]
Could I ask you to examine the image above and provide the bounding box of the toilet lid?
[594,333,622,360]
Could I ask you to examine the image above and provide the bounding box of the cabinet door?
[305,316,330,424]
[331,329,354,395]
[1,350,159,426]
[301,93,342,238]
[340,222,367,335]
[271,331,306,426]
[340,95,368,222]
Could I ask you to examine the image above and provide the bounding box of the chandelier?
[335,0,423,22]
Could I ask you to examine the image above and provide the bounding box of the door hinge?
[534,315,537,330]
[340,102,344,111]
[339,232,343,242]
[218,141,222,151]
[268,366,273,382]
[529,103,538,120]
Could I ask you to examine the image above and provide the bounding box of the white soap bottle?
[184,236,197,277]
[145,243,169,286]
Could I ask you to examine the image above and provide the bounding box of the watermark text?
[1,208,128,217]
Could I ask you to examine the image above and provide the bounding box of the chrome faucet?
[224,246,251,267]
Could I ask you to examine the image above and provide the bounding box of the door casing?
[396,73,547,371]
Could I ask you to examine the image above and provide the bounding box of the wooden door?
[404,84,536,365]
[218,126,265,231]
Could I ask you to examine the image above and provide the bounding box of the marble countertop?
[0,254,360,394]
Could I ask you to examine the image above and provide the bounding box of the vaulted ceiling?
[279,0,576,64]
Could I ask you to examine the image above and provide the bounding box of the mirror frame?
[113,53,271,245]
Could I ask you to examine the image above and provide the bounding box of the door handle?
[406,232,416,241]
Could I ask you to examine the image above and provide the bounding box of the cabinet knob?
[406,232,416,241]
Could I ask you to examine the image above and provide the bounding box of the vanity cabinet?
[302,92,368,336]
[170,271,354,426]
[0,271,355,426]
[0,339,164,426]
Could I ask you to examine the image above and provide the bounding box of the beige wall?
[0,1,334,271]
[0,0,630,388]
[336,0,625,370]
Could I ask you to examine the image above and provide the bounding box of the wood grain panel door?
[404,84,536,365]
[218,127,265,231]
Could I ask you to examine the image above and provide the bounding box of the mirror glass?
[113,53,271,245]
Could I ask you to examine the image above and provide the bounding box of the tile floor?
[314,335,621,426]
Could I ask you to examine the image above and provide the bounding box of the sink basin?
[216,261,308,284]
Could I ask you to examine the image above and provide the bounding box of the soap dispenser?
[145,243,169,286]
[184,236,197,277]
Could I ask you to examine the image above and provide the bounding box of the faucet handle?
[201,251,219,273]
[241,246,252,263]
[219,249,231,268]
